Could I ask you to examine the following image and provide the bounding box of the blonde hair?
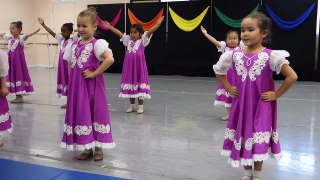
[78,6,97,25]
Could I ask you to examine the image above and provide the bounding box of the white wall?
[0,0,129,67]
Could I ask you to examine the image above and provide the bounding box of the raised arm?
[24,28,41,40]
[38,17,56,37]
[200,26,221,49]
[146,16,164,38]
[102,20,123,38]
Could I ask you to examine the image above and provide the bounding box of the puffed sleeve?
[94,39,113,61]
[19,34,27,46]
[120,34,130,47]
[63,43,73,64]
[141,32,152,47]
[269,50,290,74]
[239,40,246,49]
[55,34,64,43]
[213,50,233,75]
[0,50,9,77]
[217,41,226,53]
[3,33,12,42]
[72,34,80,42]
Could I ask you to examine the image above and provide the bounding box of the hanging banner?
[128,8,164,31]
[265,2,316,30]
[169,6,209,32]
[97,8,123,31]
[214,4,259,28]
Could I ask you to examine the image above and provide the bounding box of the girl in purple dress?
[201,26,245,121]
[213,12,298,180]
[102,17,164,114]
[61,7,115,161]
[0,50,13,146]
[0,21,40,103]
[38,17,74,108]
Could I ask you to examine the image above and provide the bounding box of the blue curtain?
[265,2,316,30]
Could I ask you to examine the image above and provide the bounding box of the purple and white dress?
[214,41,245,108]
[61,38,115,151]
[55,35,73,99]
[0,50,13,135]
[119,33,151,100]
[213,48,289,167]
[3,33,34,95]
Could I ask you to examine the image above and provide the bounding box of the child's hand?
[261,91,277,101]
[83,69,97,79]
[200,26,207,34]
[158,16,164,25]
[38,18,44,25]
[0,87,9,96]
[102,20,111,28]
[227,86,238,97]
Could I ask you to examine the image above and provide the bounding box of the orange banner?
[128,8,164,31]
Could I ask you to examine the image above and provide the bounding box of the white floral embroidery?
[71,45,77,68]
[0,111,10,123]
[127,40,141,53]
[272,131,279,144]
[60,39,72,53]
[245,138,253,151]
[8,39,19,52]
[224,128,236,141]
[216,89,230,97]
[74,125,92,136]
[6,81,32,88]
[233,52,247,82]
[120,83,150,91]
[253,131,271,144]
[64,124,73,136]
[93,122,111,134]
[234,137,242,151]
[78,44,93,68]
[248,52,269,81]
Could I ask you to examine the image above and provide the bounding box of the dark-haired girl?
[103,17,164,114]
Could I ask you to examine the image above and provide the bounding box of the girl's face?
[61,26,72,39]
[77,16,97,41]
[225,32,239,48]
[10,24,21,37]
[241,17,267,47]
[130,28,141,41]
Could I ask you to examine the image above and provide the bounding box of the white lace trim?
[0,111,10,123]
[74,125,92,136]
[9,91,34,96]
[127,39,142,53]
[119,93,151,99]
[93,122,111,134]
[6,81,33,88]
[57,84,68,93]
[60,141,116,151]
[224,129,279,151]
[216,89,231,97]
[233,51,270,82]
[56,93,67,99]
[234,137,242,151]
[249,52,269,81]
[71,43,93,68]
[120,83,150,91]
[8,39,19,52]
[214,100,231,108]
[233,52,247,82]
[64,124,73,136]
[221,149,283,167]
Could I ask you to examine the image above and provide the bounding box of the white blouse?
[213,50,290,75]
[0,50,9,77]
[120,32,151,53]
[63,39,113,64]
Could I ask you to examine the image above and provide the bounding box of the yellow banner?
[169,6,210,32]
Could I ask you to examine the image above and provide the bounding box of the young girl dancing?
[213,12,298,180]
[102,17,164,114]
